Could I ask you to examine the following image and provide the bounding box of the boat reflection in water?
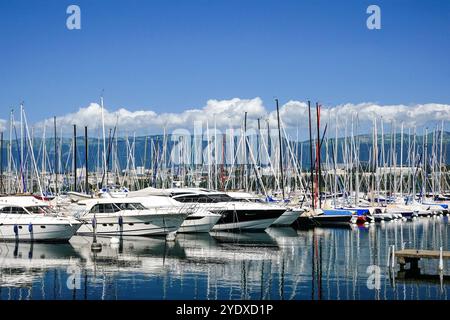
[0,217,448,300]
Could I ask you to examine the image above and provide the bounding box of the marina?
[0,102,450,300]
[0,0,449,305]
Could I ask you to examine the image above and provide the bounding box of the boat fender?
[28,223,33,233]
[13,224,18,235]
[92,217,97,229]
[118,216,123,227]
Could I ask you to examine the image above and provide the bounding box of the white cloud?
[0,119,6,132]
[267,102,450,135]
[21,99,450,137]
[36,97,267,135]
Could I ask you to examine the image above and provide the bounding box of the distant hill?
[1,131,449,172]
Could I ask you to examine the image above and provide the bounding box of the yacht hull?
[178,214,221,233]
[271,209,301,227]
[0,223,81,242]
[210,209,285,231]
[297,214,354,227]
[76,213,186,236]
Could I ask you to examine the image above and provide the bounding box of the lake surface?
[0,217,448,300]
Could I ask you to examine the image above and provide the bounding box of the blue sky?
[0,0,450,124]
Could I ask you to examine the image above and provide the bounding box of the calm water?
[0,217,449,300]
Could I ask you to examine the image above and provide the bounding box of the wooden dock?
[395,249,450,271]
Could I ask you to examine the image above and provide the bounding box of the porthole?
[40,226,46,229]
[144,222,150,225]
[18,226,23,229]
[102,224,107,227]
[109,224,114,226]
[128,223,134,226]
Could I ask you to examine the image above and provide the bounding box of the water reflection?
[0,217,448,300]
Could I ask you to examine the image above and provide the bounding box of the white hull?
[0,223,81,242]
[271,209,301,226]
[178,214,221,233]
[212,218,276,231]
[77,213,186,236]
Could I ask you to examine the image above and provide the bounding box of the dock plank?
[395,249,450,259]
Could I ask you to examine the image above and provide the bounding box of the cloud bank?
[2,98,450,137]
[0,119,6,132]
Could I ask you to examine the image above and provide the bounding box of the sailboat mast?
[20,103,24,193]
[276,99,285,200]
[101,95,107,186]
[0,132,3,193]
[308,101,314,209]
[316,103,321,208]
[73,124,77,192]
[54,116,58,195]
[244,112,248,192]
[440,121,444,194]
[400,122,403,198]
[8,110,13,194]
[85,126,89,194]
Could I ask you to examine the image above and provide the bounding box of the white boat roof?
[226,192,260,199]
[128,187,226,197]
[77,195,180,209]
[126,187,171,197]
[0,196,48,207]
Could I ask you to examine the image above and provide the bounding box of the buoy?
[438,246,444,271]
[28,223,33,233]
[91,217,97,228]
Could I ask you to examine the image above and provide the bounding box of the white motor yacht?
[73,198,188,236]
[123,188,222,233]
[167,188,286,231]
[0,196,81,242]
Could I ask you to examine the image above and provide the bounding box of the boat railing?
[200,205,228,217]
[176,203,199,215]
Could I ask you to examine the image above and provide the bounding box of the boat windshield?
[174,193,234,203]
[25,206,54,214]
[206,194,234,203]
[114,203,146,210]
[89,202,146,213]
